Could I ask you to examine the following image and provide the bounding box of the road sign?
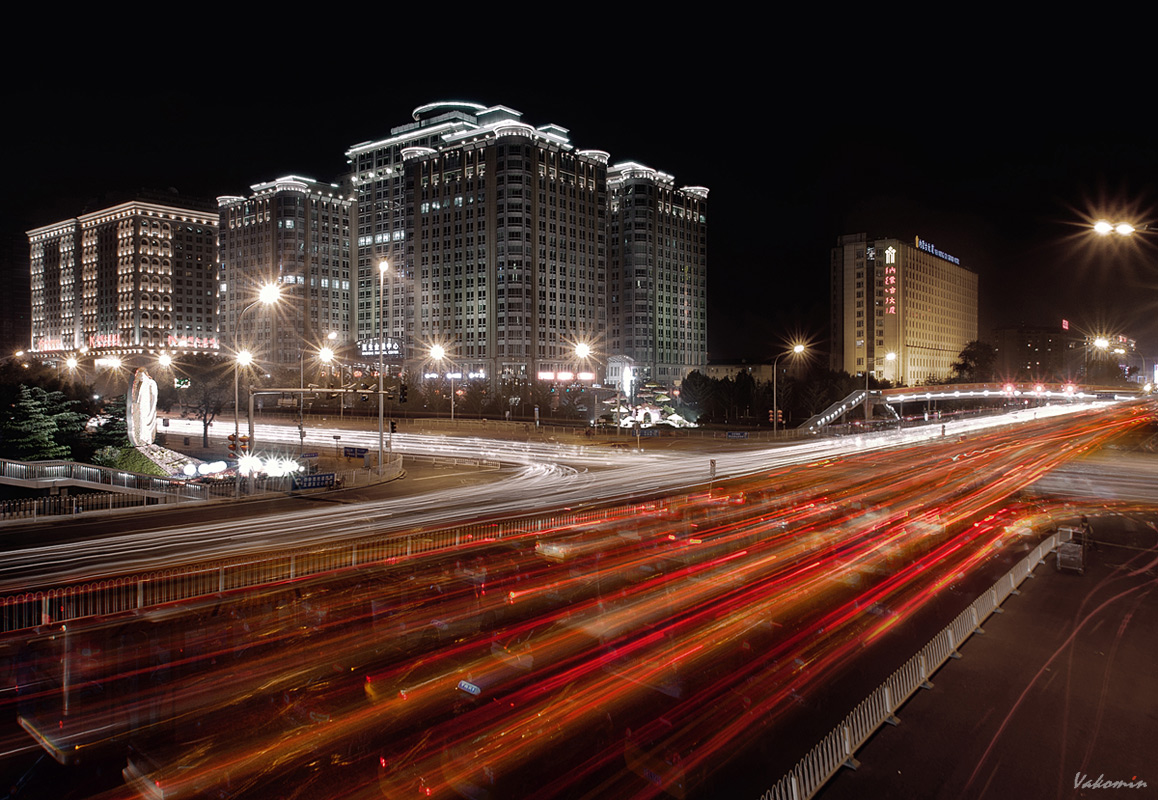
[301,452,319,459]
[726,431,750,439]
[343,446,369,458]
[292,473,335,490]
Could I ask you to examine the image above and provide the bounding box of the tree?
[175,354,234,447]
[951,340,998,383]
[1,385,72,460]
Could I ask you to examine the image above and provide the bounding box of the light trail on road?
[0,403,1142,596]
[9,401,1151,799]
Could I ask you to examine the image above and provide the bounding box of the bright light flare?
[237,454,262,475]
[257,283,280,304]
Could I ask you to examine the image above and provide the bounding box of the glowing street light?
[378,259,389,473]
[1094,220,1137,236]
[773,343,806,435]
[430,344,455,421]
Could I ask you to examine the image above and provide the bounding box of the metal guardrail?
[0,458,206,500]
[757,531,1065,800]
[0,491,179,521]
[0,497,669,635]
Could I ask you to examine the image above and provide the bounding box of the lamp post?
[378,259,388,475]
[232,284,280,495]
[772,344,805,435]
[430,344,454,421]
[862,351,897,423]
[574,342,594,426]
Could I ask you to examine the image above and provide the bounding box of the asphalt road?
[817,511,1158,800]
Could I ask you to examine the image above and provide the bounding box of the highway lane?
[15,402,1145,799]
[0,402,1143,596]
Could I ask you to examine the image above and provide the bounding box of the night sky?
[5,26,1155,362]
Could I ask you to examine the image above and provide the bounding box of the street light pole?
[430,344,455,421]
[773,344,804,435]
[231,283,279,497]
[378,259,388,475]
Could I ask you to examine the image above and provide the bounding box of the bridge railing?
[0,496,672,635]
[756,532,1060,800]
[0,458,206,500]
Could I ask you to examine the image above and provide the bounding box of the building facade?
[830,233,978,384]
[27,198,218,361]
[345,102,488,371]
[608,162,708,385]
[345,101,705,391]
[346,103,611,385]
[217,177,353,367]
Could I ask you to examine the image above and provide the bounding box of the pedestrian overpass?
[802,382,1145,432]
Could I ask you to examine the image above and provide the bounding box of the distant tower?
[217,176,353,367]
[28,197,219,360]
[830,233,978,384]
[608,162,708,385]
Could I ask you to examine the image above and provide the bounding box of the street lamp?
[772,344,805,435]
[378,259,389,474]
[430,344,455,421]
[1093,220,1149,237]
[232,284,280,492]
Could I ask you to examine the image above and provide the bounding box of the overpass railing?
[756,530,1066,800]
[0,458,206,500]
[0,496,670,635]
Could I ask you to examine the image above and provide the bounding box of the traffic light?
[768,410,775,423]
[398,384,408,403]
[239,435,250,454]
[776,409,784,424]
[390,420,397,434]
[227,433,238,454]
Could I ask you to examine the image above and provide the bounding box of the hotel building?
[217,177,354,367]
[607,161,708,384]
[345,102,613,385]
[345,101,712,393]
[830,233,978,384]
[27,197,219,361]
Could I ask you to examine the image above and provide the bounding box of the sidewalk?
[820,512,1158,800]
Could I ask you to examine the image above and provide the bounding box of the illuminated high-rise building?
[217,176,354,367]
[345,102,610,385]
[607,162,708,384]
[830,233,978,384]
[27,197,219,361]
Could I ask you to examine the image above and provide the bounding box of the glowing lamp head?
[236,350,254,368]
[65,357,78,369]
[1094,220,1114,235]
[575,342,591,359]
[793,344,805,355]
[257,283,280,305]
[237,454,262,475]
[378,259,389,275]
[158,353,172,368]
[430,344,446,361]
[318,347,334,364]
